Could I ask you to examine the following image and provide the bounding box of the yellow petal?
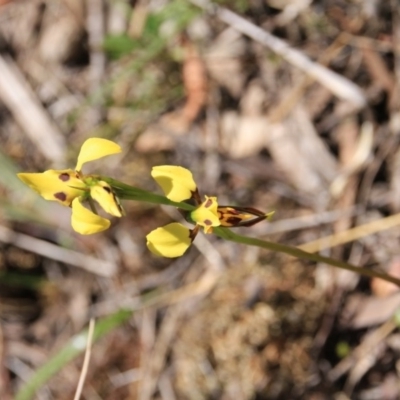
[71,198,111,235]
[146,223,192,258]
[151,166,197,202]
[18,169,85,206]
[90,181,122,217]
[191,196,220,233]
[76,138,122,171]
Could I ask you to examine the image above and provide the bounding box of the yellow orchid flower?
[145,198,221,259]
[145,195,221,258]
[148,165,222,257]
[147,165,273,257]
[18,138,122,235]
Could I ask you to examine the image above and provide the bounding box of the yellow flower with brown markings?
[147,165,272,258]
[18,138,123,235]
[147,166,220,257]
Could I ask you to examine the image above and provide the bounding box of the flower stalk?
[17,137,400,287]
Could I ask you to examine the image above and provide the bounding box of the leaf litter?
[1,0,400,399]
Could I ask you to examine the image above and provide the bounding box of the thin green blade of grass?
[14,309,132,400]
[0,271,47,291]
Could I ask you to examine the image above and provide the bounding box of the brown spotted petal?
[190,196,220,234]
[217,206,274,227]
[17,169,85,206]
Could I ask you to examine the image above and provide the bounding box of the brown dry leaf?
[135,41,207,153]
[0,325,12,400]
[62,0,85,21]
[371,256,400,298]
[273,0,312,26]
[342,292,400,329]
[343,325,392,394]
[181,41,208,123]
[358,373,400,400]
[107,0,129,34]
[39,12,84,64]
[0,0,44,51]
[204,27,247,98]
[220,80,269,158]
[329,319,396,391]
[128,0,148,38]
[333,116,359,224]
[266,105,338,202]
[361,43,395,95]
[330,121,373,198]
[328,116,361,288]
[239,79,266,117]
[305,84,333,119]
[220,112,269,158]
[134,111,190,153]
[267,120,326,197]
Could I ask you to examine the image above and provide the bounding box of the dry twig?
[0,55,66,164]
[0,225,116,277]
[73,318,95,400]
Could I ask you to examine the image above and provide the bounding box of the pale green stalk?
[103,177,194,211]
[214,228,400,287]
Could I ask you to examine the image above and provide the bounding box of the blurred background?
[1,0,400,399]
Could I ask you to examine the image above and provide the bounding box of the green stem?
[214,228,400,287]
[103,177,195,211]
